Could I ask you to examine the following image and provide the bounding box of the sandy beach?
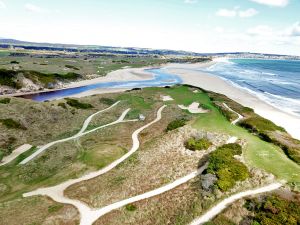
[67,67,154,88]
[164,63,300,140]
[6,67,155,98]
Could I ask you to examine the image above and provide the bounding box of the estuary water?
[22,68,182,101]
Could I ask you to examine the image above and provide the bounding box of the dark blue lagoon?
[21,68,182,102]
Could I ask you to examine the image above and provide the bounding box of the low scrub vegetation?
[58,102,67,109]
[0,68,81,89]
[99,98,115,105]
[207,143,249,192]
[0,118,26,130]
[125,204,137,212]
[239,116,285,133]
[65,65,80,70]
[166,118,187,131]
[244,195,300,225]
[185,137,212,151]
[0,69,22,89]
[66,98,94,109]
[0,98,11,104]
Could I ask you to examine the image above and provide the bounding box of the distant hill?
[0,38,205,56]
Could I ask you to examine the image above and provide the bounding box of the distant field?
[0,51,164,78]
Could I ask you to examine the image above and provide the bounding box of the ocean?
[203,58,300,117]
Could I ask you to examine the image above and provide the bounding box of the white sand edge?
[165,65,300,140]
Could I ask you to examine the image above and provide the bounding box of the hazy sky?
[0,0,300,55]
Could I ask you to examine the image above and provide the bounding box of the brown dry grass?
[94,178,204,225]
[0,196,79,225]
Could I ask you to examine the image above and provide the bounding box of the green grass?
[79,144,127,169]
[146,86,300,190]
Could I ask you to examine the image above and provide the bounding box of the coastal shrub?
[166,118,187,131]
[0,118,27,130]
[58,102,67,109]
[65,65,80,70]
[99,98,115,105]
[66,98,94,109]
[125,204,137,212]
[185,137,212,151]
[48,204,63,213]
[0,68,81,89]
[207,143,249,192]
[239,116,285,132]
[0,150,4,162]
[0,98,11,104]
[244,195,300,225]
[0,69,22,89]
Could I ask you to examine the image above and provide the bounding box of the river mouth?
[20,68,182,102]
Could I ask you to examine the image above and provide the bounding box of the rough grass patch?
[66,98,94,109]
[0,118,26,130]
[0,98,11,104]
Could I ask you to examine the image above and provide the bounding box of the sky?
[0,0,300,55]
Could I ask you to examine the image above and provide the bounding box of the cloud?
[25,3,44,13]
[286,22,300,36]
[0,1,6,9]
[239,8,258,18]
[247,25,274,36]
[216,9,237,17]
[250,0,289,7]
[184,0,198,4]
[216,7,258,18]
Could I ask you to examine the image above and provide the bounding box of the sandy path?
[24,105,166,225]
[20,101,123,165]
[83,136,238,223]
[0,144,32,166]
[223,103,244,125]
[189,182,283,225]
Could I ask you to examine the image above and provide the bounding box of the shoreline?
[164,63,300,140]
[4,66,156,98]
[3,60,299,140]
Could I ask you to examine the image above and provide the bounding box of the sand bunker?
[178,102,209,114]
[161,95,174,101]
